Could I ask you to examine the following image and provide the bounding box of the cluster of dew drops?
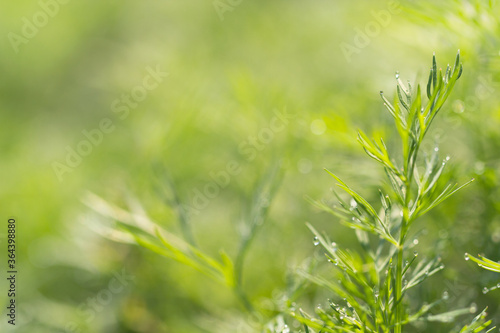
[313,236,337,248]
[307,238,481,326]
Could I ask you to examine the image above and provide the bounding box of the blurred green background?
[1,0,500,332]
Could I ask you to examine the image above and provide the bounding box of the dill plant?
[466,253,500,274]
[83,52,498,333]
[83,164,286,330]
[297,52,496,332]
[465,254,500,294]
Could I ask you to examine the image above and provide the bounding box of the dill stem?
[394,233,404,333]
[395,175,412,333]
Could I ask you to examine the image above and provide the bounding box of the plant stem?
[394,216,408,333]
[234,233,256,313]
[235,285,255,313]
[394,242,404,333]
[395,174,413,332]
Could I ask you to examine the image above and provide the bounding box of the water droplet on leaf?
[350,199,357,209]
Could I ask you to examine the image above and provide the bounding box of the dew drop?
[413,251,418,257]
[464,253,470,261]
[482,287,489,294]
[469,303,477,313]
[413,238,419,245]
[350,199,358,209]
[395,71,400,79]
[331,242,337,250]
[313,237,320,246]
[283,325,290,333]
[434,147,439,152]
[442,291,449,300]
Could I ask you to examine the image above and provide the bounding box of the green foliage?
[84,164,284,323]
[4,0,500,331]
[298,52,495,332]
[83,51,500,333]
[466,254,500,273]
